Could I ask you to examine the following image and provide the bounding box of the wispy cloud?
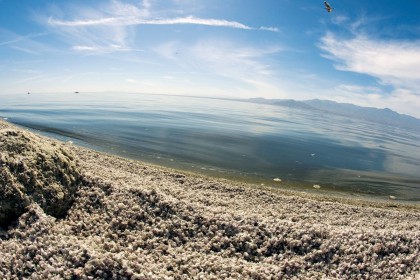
[125,78,139,84]
[71,45,98,52]
[47,0,278,32]
[320,32,420,88]
[319,32,420,117]
[259,26,280,32]
[0,28,52,55]
[0,31,46,46]
[152,38,282,97]
[43,0,279,56]
[331,15,349,26]
[49,15,260,30]
[15,0,284,98]
[328,84,420,118]
[71,44,141,53]
[43,16,134,54]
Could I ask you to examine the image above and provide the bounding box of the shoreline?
[5,119,420,208]
[1,119,419,279]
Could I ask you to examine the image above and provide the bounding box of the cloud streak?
[48,15,279,31]
[0,31,46,46]
[0,28,52,55]
[46,0,277,31]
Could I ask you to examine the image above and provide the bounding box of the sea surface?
[1,92,419,202]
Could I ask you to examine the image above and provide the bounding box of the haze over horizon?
[1,0,420,118]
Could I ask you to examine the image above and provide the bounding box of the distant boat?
[74,91,79,94]
[27,92,30,94]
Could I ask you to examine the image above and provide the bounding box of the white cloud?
[331,15,348,25]
[327,85,420,118]
[152,38,283,97]
[189,40,278,78]
[320,32,420,86]
[125,78,139,83]
[43,0,278,57]
[170,39,276,77]
[319,32,420,117]
[72,45,98,51]
[49,15,254,30]
[109,0,150,18]
[47,0,278,32]
[19,1,290,100]
[71,44,139,53]
[45,14,135,54]
[259,26,280,32]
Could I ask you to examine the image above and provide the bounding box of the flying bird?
[324,1,333,13]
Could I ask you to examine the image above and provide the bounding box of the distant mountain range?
[245,98,420,130]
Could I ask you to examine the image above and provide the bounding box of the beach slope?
[0,119,419,279]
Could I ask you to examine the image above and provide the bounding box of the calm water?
[1,92,419,202]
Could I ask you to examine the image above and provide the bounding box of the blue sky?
[1,0,420,118]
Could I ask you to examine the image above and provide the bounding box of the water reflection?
[1,92,419,201]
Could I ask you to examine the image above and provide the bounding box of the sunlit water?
[1,92,419,202]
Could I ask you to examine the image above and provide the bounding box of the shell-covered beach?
[1,119,419,279]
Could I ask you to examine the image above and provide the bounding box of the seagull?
[324,1,333,13]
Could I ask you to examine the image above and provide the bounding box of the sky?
[1,0,420,118]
